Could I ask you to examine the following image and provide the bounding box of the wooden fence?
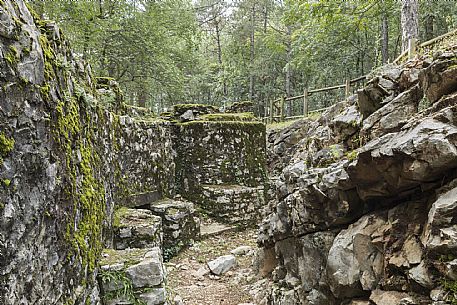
[263,75,366,123]
[263,29,457,124]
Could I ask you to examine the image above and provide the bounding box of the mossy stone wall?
[0,2,175,304]
[173,121,267,216]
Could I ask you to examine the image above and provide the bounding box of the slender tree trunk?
[285,26,292,116]
[137,88,147,108]
[249,3,255,103]
[263,5,268,33]
[381,13,389,64]
[424,14,434,41]
[401,0,419,52]
[215,21,227,98]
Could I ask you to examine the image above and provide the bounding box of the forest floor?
[166,222,258,305]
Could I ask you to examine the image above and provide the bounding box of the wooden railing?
[263,75,366,123]
[263,29,457,124]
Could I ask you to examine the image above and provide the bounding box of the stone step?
[147,198,200,259]
[99,247,166,305]
[200,222,236,238]
[113,208,162,250]
[198,184,265,225]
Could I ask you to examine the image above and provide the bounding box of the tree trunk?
[215,21,227,97]
[285,26,292,116]
[424,14,434,41]
[401,0,419,52]
[249,3,255,103]
[381,12,389,64]
[263,4,268,33]
[137,88,148,108]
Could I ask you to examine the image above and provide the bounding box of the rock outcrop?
[257,49,457,305]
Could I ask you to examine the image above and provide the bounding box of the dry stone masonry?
[0,1,266,304]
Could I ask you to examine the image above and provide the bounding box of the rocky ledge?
[257,50,457,305]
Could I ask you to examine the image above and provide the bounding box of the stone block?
[148,198,200,257]
[99,248,166,305]
[113,208,162,250]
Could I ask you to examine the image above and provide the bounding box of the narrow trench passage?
[167,219,258,305]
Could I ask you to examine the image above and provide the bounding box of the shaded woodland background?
[30,0,457,115]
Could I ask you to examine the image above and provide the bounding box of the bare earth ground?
[166,224,258,305]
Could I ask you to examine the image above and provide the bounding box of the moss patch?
[200,112,256,122]
[0,132,15,166]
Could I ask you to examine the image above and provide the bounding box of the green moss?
[0,132,14,166]
[39,34,56,80]
[4,45,19,66]
[0,133,14,156]
[173,103,219,115]
[113,206,130,228]
[2,179,11,187]
[346,150,358,161]
[200,112,256,122]
[53,93,105,273]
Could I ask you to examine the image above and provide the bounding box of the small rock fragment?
[207,255,237,275]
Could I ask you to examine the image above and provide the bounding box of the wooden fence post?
[280,97,285,122]
[303,88,308,117]
[269,99,274,123]
[345,79,351,98]
[408,38,417,59]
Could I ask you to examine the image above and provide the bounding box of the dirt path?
[166,226,258,305]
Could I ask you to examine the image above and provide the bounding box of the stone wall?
[0,2,175,304]
[173,120,267,224]
[0,2,268,304]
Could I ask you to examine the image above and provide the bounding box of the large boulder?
[327,213,386,298]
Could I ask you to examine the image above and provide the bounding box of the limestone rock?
[231,245,253,256]
[180,110,195,122]
[138,288,166,305]
[125,248,165,288]
[329,105,362,141]
[408,262,433,288]
[369,290,411,305]
[207,255,237,275]
[348,112,457,201]
[327,214,386,298]
[423,181,457,253]
[361,84,422,139]
[99,248,166,305]
[420,53,457,103]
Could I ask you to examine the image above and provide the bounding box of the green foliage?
[442,279,457,304]
[30,0,457,117]
[100,270,145,305]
